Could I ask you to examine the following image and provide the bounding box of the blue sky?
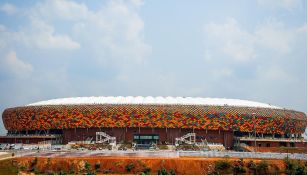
[0,0,307,135]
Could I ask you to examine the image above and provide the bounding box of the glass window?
[153,136,159,140]
[140,135,152,139]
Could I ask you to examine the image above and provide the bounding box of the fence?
[179,151,307,160]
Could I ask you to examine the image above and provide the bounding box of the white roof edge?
[26,96,282,109]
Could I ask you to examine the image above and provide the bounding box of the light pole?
[252,113,257,152]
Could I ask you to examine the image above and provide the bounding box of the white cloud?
[3,51,33,78]
[130,0,144,7]
[257,0,303,11]
[297,24,307,35]
[0,16,80,50]
[70,0,151,65]
[255,21,294,54]
[204,18,256,62]
[256,65,295,81]
[31,0,89,21]
[19,19,80,50]
[222,42,256,62]
[0,25,9,49]
[0,3,17,15]
[0,0,150,68]
[202,18,307,115]
[211,68,233,79]
[8,0,150,65]
[203,18,301,63]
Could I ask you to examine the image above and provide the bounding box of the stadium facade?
[1,96,307,148]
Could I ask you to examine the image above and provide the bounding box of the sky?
[0,0,307,135]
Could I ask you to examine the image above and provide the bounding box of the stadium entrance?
[133,134,159,144]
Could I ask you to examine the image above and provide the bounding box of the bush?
[86,173,96,175]
[157,167,169,175]
[29,157,38,172]
[84,161,91,172]
[215,160,232,172]
[157,167,176,175]
[169,169,176,175]
[256,160,268,175]
[142,166,151,175]
[118,143,132,150]
[233,159,246,175]
[69,162,75,174]
[19,166,26,171]
[59,171,67,175]
[125,162,135,172]
[247,160,256,173]
[295,166,304,175]
[103,169,113,174]
[31,157,38,167]
[158,145,169,150]
[271,164,280,175]
[233,166,246,175]
[94,162,101,171]
[284,158,306,175]
[207,172,219,175]
[285,157,295,174]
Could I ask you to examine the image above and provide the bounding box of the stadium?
[1,96,307,150]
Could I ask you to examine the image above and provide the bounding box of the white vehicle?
[9,144,16,149]
[31,146,39,150]
[14,144,23,150]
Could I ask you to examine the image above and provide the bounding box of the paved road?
[10,150,307,160]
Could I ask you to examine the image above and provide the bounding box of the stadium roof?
[26,96,282,109]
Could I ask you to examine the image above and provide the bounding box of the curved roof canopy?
[26,96,282,109]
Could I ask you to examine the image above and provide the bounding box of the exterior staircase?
[175,133,196,146]
[238,143,255,152]
[95,132,116,147]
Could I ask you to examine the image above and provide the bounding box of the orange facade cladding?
[2,104,307,134]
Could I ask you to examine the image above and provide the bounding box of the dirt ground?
[12,156,288,175]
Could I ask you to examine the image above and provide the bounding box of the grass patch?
[0,159,19,175]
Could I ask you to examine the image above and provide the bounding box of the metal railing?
[235,136,306,142]
[4,134,62,137]
[11,150,307,160]
[175,133,196,145]
[179,151,307,160]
